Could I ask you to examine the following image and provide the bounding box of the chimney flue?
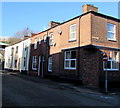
[82,4,98,14]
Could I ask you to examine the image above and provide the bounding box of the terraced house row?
[4,4,120,87]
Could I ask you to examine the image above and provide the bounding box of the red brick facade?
[29,5,120,87]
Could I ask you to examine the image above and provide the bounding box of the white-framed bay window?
[107,23,116,41]
[64,50,76,69]
[104,52,119,71]
[48,57,52,72]
[69,24,76,41]
[32,56,37,70]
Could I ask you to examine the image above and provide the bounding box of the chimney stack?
[82,4,98,14]
[48,21,60,28]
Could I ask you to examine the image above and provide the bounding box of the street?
[2,71,120,107]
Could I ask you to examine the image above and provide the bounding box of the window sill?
[107,39,116,42]
[48,70,52,72]
[104,69,119,71]
[32,68,37,70]
[68,39,76,42]
[64,67,76,70]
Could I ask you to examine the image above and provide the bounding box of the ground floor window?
[32,56,37,70]
[64,50,76,69]
[104,51,119,70]
[48,57,52,72]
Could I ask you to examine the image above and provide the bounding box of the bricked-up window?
[69,24,76,41]
[34,38,37,49]
[48,57,52,72]
[107,23,116,41]
[64,50,76,69]
[104,52,119,70]
[32,56,37,70]
[49,33,53,46]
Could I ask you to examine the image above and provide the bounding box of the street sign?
[103,55,108,62]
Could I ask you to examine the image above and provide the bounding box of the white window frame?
[104,52,119,71]
[69,24,76,41]
[49,32,53,46]
[34,38,37,49]
[39,37,42,44]
[44,35,47,43]
[64,50,76,70]
[48,57,52,72]
[32,56,37,70]
[107,23,116,41]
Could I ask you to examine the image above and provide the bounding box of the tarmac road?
[2,71,120,107]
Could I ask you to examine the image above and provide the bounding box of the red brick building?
[29,4,120,87]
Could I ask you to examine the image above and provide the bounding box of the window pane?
[108,32,114,40]
[71,60,75,68]
[65,60,70,67]
[66,52,70,59]
[108,24,114,32]
[113,52,118,61]
[107,61,111,69]
[71,51,76,59]
[112,61,119,69]
[49,57,52,63]
[70,25,76,32]
[70,33,75,40]
[49,64,52,71]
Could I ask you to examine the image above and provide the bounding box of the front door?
[38,56,41,76]
[38,56,44,77]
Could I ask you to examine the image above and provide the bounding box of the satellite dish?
[57,30,62,35]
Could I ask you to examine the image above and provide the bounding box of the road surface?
[2,71,120,107]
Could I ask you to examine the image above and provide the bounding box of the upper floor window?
[64,50,76,70]
[48,57,52,72]
[69,24,76,41]
[11,47,14,55]
[16,46,18,53]
[39,37,42,44]
[107,23,116,41]
[44,35,47,43]
[34,38,37,49]
[49,32,53,46]
[104,51,119,71]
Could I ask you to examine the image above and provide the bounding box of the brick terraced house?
[28,4,120,87]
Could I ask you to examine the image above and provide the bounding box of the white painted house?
[4,38,31,74]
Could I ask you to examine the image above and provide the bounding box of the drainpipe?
[77,16,81,80]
